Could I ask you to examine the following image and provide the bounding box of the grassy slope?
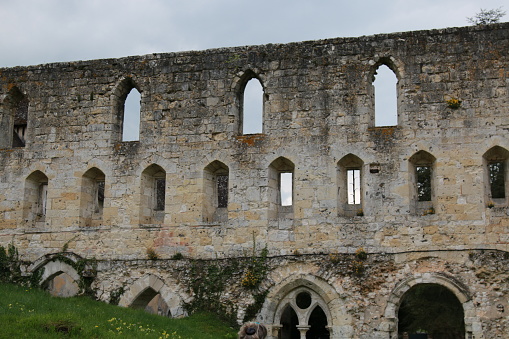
[0,283,237,338]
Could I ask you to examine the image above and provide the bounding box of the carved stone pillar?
[296,325,310,339]
[268,324,282,339]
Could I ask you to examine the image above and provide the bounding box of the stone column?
[296,325,310,339]
[267,324,281,339]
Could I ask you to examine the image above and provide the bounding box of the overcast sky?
[0,0,506,68]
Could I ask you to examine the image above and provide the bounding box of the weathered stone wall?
[1,23,509,338]
[77,250,509,338]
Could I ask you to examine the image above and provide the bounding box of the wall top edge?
[1,22,508,71]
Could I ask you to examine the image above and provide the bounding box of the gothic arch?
[369,56,404,81]
[369,56,404,127]
[80,167,106,227]
[23,170,49,224]
[483,145,509,205]
[139,163,167,224]
[337,153,365,216]
[1,85,30,148]
[111,76,143,107]
[231,68,267,134]
[29,253,83,298]
[39,261,80,287]
[383,272,479,339]
[111,76,144,141]
[408,150,437,215]
[259,273,352,339]
[28,252,83,274]
[118,274,187,318]
[268,156,295,218]
[203,160,230,222]
[231,68,267,93]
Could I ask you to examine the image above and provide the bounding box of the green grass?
[0,283,237,338]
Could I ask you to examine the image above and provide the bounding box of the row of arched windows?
[105,62,399,141]
[2,61,399,148]
[22,145,508,226]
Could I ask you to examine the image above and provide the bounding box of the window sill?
[486,206,509,216]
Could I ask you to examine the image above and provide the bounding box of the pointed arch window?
[373,63,398,127]
[241,75,264,134]
[268,157,294,218]
[409,151,436,215]
[275,287,331,338]
[338,154,364,217]
[140,164,166,224]
[13,96,29,147]
[130,288,170,316]
[114,78,141,142]
[203,161,229,222]
[23,171,49,224]
[80,167,106,227]
[483,146,509,206]
[1,87,29,148]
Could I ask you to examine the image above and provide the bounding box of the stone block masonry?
[1,22,509,338]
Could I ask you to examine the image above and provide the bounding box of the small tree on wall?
[467,7,506,25]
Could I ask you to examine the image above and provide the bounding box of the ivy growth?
[0,243,22,283]
[184,235,271,324]
[350,247,368,277]
[31,253,98,297]
[241,232,269,289]
[241,247,268,289]
[109,285,126,305]
[184,259,240,326]
[243,290,268,323]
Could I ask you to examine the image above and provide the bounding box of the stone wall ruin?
[1,22,509,338]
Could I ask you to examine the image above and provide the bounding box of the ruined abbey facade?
[1,22,509,338]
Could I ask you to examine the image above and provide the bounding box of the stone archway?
[383,273,480,339]
[27,253,85,298]
[398,283,465,338]
[259,273,351,339]
[118,274,187,318]
[275,287,331,339]
[39,260,81,297]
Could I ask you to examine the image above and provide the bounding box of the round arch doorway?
[398,283,465,339]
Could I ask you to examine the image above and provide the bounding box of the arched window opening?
[409,151,436,215]
[140,164,166,224]
[123,88,141,141]
[483,146,509,206]
[23,171,49,224]
[416,166,432,202]
[131,288,170,317]
[338,154,364,217]
[307,306,330,339]
[275,286,332,339]
[1,87,29,148]
[203,161,229,222]
[280,305,300,339]
[42,272,80,298]
[80,167,106,227]
[373,64,398,127]
[488,162,505,199]
[268,157,294,218]
[13,96,29,147]
[242,77,263,134]
[398,284,465,339]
